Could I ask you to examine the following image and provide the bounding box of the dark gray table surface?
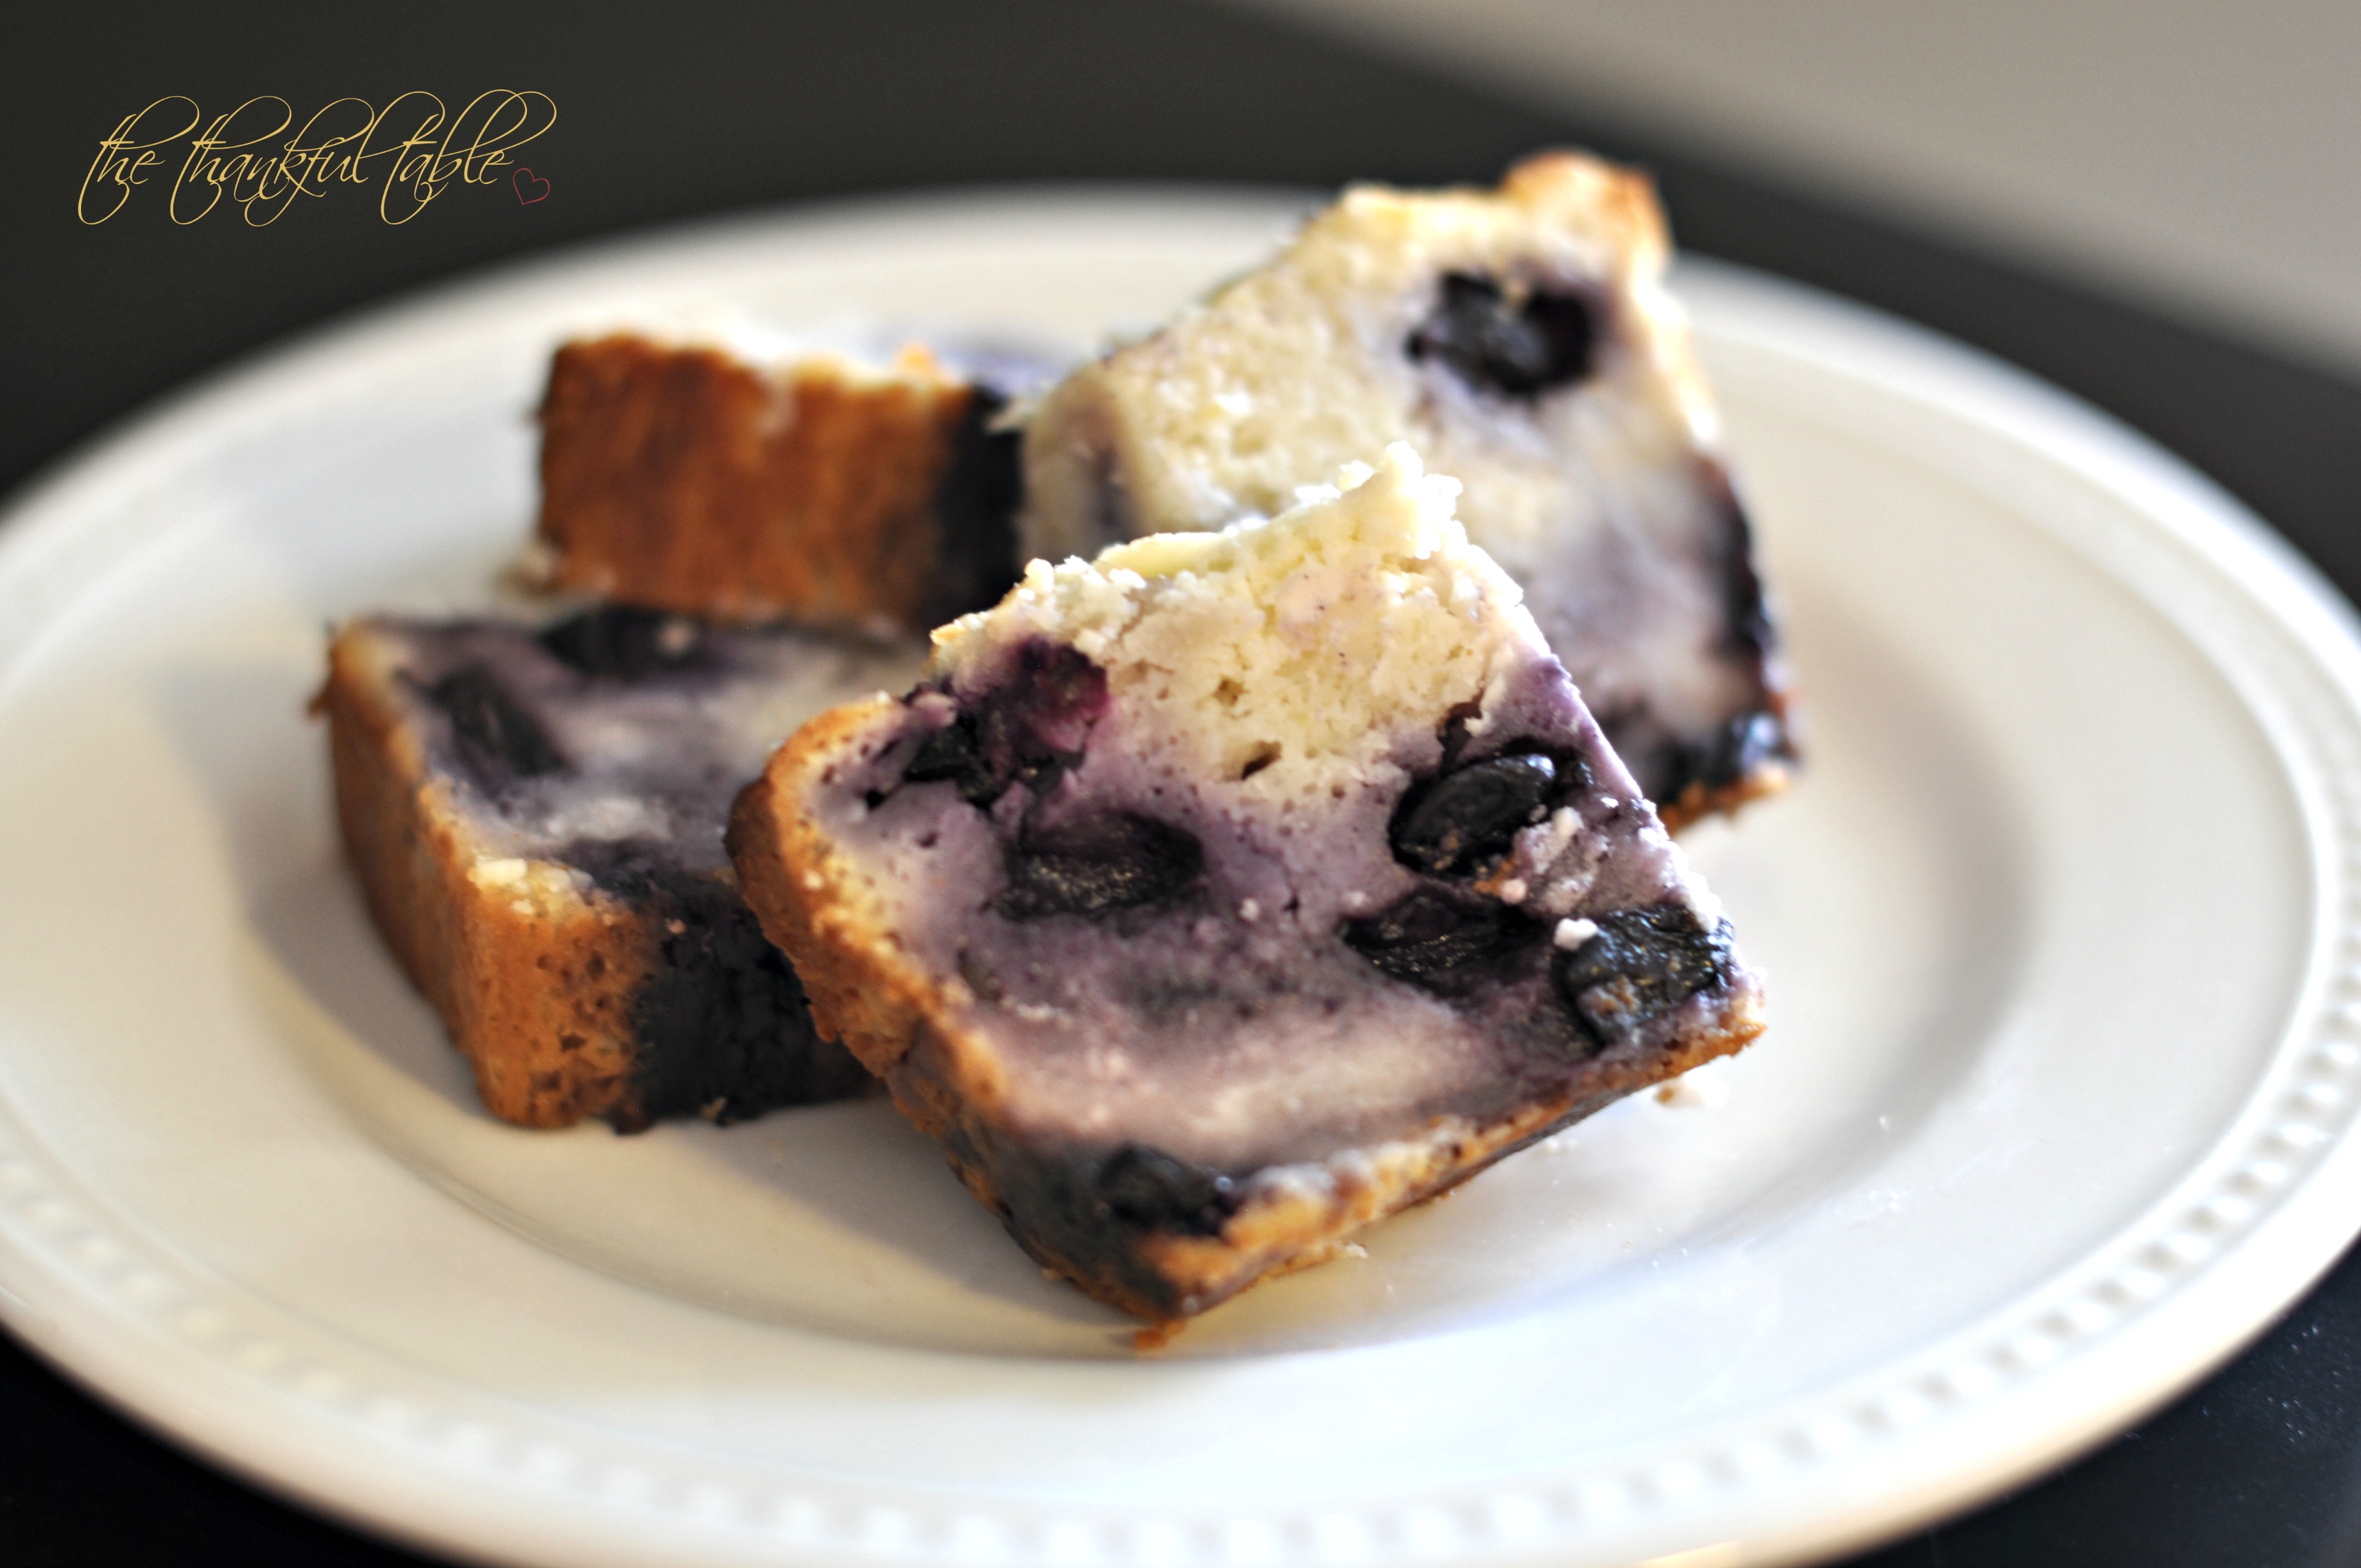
[9,4,2361,1564]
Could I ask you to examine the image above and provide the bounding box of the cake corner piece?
[732,443,1767,1324]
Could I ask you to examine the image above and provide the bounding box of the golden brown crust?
[1656,673,1801,833]
[727,698,940,1079]
[729,700,1768,1326]
[729,707,1063,1269]
[533,335,990,635]
[322,625,652,1127]
[1659,761,1793,835]
[1498,148,1671,268]
[1131,991,1761,1317]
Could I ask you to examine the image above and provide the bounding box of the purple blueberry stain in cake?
[424,663,566,785]
[537,605,713,682]
[896,639,1207,922]
[386,607,922,1126]
[899,637,1109,808]
[1583,453,1794,809]
[398,607,919,882]
[1699,457,1779,668]
[1648,709,1792,817]
[1407,271,1601,401]
[560,837,870,1126]
[945,1131,1249,1297]
[921,383,1030,626]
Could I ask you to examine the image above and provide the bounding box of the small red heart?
[513,167,550,205]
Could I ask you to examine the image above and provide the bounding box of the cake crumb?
[1655,1067,1730,1109]
[1554,917,1599,949]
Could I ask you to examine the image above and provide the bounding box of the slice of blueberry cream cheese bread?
[322,606,918,1130]
[729,445,1766,1324]
[1021,151,1793,826]
[533,335,1041,638]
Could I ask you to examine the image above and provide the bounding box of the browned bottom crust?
[533,334,1021,636]
[729,702,1767,1324]
[1658,758,1793,834]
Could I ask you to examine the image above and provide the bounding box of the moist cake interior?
[389,606,921,1122]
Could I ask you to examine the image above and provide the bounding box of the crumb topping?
[935,444,1536,790]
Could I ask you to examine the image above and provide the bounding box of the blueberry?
[1390,751,1558,875]
[1408,272,1597,399]
[1342,889,1524,992]
[1653,709,1791,803]
[1552,905,1732,1045]
[999,813,1204,919]
[902,714,997,804]
[617,862,868,1126]
[902,639,1111,809]
[538,606,707,681]
[1093,1143,1237,1235]
[427,664,563,780]
[920,384,1026,624]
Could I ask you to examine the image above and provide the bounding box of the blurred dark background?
[7,3,2361,1564]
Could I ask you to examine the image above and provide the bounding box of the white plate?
[4,191,2360,1568]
